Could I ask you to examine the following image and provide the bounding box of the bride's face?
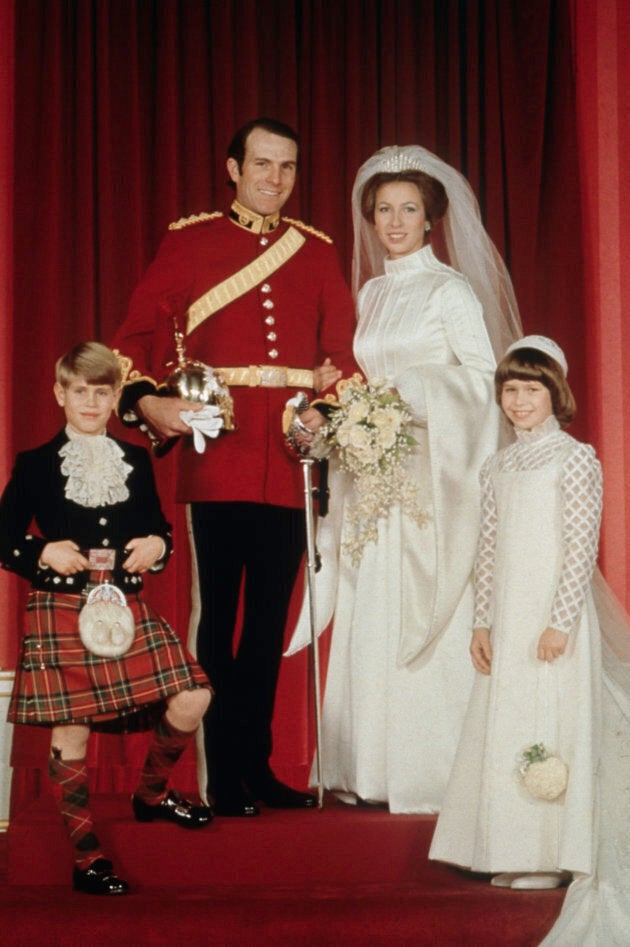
[373,182,428,259]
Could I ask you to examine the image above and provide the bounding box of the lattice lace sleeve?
[549,443,603,633]
[474,457,497,628]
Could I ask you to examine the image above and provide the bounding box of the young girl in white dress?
[431,335,630,944]
[430,335,602,889]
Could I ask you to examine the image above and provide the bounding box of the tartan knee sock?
[48,749,104,870]
[134,714,195,804]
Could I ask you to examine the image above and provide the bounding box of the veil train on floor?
[540,567,630,946]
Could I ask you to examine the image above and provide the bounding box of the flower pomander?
[320,379,428,565]
[517,743,569,801]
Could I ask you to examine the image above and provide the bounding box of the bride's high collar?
[514,414,561,443]
[384,243,436,274]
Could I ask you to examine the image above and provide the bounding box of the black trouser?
[191,501,306,799]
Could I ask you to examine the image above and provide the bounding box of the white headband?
[505,335,568,376]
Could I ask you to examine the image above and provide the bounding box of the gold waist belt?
[216,365,313,389]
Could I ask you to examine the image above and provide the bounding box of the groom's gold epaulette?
[282,217,333,244]
[168,211,223,231]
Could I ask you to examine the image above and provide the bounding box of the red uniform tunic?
[112,206,359,801]
[113,210,359,508]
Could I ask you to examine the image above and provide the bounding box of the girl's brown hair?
[494,347,576,428]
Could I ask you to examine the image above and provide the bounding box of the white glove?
[180,406,224,453]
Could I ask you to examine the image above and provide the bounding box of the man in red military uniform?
[113,117,358,816]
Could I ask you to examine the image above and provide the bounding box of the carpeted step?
[4,795,566,945]
[8,792,438,888]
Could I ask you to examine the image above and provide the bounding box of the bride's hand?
[313,358,342,393]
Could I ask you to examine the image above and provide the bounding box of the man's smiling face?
[227,127,298,217]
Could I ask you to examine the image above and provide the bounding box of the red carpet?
[2,794,565,946]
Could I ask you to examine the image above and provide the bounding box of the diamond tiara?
[380,151,426,173]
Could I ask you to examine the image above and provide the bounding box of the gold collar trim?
[229,200,280,234]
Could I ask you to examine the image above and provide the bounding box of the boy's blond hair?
[55,342,122,389]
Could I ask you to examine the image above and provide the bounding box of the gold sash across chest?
[186,226,306,335]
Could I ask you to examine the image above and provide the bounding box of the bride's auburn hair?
[360,170,449,225]
[495,348,576,428]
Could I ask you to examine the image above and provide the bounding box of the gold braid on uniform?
[336,373,365,396]
[282,217,333,244]
[113,349,133,386]
[112,350,159,391]
[169,211,223,231]
[312,374,365,410]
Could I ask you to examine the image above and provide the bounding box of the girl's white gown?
[288,244,500,813]
[430,416,630,945]
[430,416,603,871]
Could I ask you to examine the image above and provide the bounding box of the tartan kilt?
[8,589,210,728]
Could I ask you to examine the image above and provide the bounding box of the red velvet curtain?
[0,0,17,668]
[573,0,630,606]
[3,0,585,809]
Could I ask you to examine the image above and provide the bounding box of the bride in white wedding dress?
[287,145,520,813]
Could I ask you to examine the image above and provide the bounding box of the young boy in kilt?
[0,342,213,895]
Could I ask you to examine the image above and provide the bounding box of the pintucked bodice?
[354,244,495,386]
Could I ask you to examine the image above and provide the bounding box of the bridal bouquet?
[322,378,427,565]
[517,742,568,801]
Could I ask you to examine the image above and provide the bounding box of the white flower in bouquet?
[335,420,355,448]
[372,407,402,449]
[347,424,373,453]
[517,742,568,801]
[347,398,371,423]
[320,378,428,565]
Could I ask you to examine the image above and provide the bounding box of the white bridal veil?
[351,144,522,359]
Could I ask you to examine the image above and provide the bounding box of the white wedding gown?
[288,244,500,813]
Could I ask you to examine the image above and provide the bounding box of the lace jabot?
[59,428,132,508]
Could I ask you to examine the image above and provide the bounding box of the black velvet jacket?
[0,429,172,593]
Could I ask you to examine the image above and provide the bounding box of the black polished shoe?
[247,774,318,809]
[132,789,213,829]
[213,788,260,818]
[73,858,129,896]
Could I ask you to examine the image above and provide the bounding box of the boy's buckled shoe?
[132,789,213,829]
[73,858,129,895]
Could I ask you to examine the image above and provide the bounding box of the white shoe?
[333,791,358,806]
[491,873,523,888]
[510,872,572,890]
